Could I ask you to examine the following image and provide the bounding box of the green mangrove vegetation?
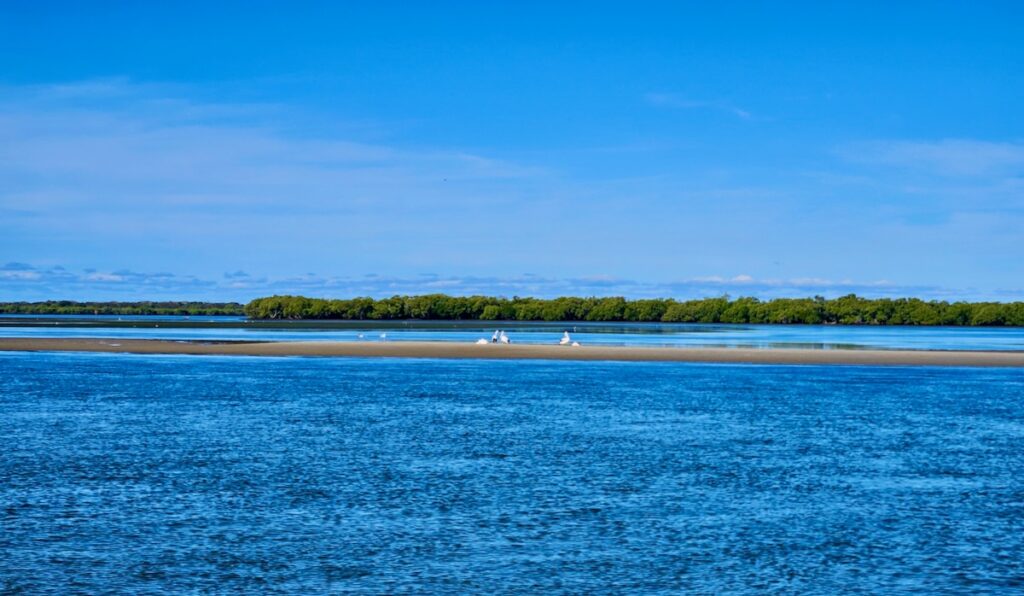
[5,295,1022,325]
[0,301,245,316]
[243,294,1024,326]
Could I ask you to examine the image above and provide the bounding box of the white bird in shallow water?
[379,333,387,341]
[475,338,489,345]
[559,331,571,345]
[499,331,511,344]
[571,341,581,347]
[357,333,364,340]
[491,330,500,343]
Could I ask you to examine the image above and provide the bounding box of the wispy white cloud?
[0,79,570,281]
[644,92,752,120]
[3,80,1022,300]
[839,139,1024,176]
[44,77,143,100]
[1,262,216,296]
[0,262,984,301]
[0,79,546,216]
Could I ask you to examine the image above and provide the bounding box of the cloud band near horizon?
[2,261,1013,303]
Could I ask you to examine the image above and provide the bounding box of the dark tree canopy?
[0,301,244,316]
[241,294,1024,326]
[4,295,1022,326]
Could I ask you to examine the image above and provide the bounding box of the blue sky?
[2,2,1022,301]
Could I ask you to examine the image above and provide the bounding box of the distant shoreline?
[2,338,1024,367]
[3,293,1024,326]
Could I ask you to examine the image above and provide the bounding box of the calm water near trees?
[3,315,1024,351]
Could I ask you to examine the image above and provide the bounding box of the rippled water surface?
[2,353,1023,593]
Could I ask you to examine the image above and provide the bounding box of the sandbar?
[1,337,1024,367]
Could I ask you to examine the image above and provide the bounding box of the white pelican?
[499,331,511,344]
[559,331,571,345]
[491,330,500,343]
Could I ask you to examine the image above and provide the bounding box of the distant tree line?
[0,301,245,316]
[244,294,1024,326]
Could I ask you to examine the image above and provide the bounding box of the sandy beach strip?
[1,337,1024,367]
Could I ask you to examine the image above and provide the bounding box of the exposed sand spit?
[2,337,1024,367]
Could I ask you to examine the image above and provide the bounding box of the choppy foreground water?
[2,353,1023,593]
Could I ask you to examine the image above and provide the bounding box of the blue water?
[4,316,1024,350]
[2,352,1023,592]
